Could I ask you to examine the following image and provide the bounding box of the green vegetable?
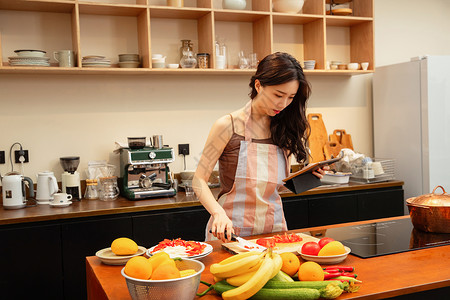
[269,270,295,282]
[198,280,321,300]
[264,280,348,291]
[319,283,344,299]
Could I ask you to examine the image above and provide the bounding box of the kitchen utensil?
[273,0,305,14]
[209,230,266,251]
[329,129,353,150]
[54,50,75,67]
[147,242,213,259]
[323,141,343,160]
[307,113,328,163]
[52,192,73,204]
[36,171,59,204]
[1,173,34,209]
[347,63,359,70]
[327,8,352,15]
[96,246,146,265]
[121,258,205,300]
[119,145,176,200]
[406,186,450,233]
[298,246,351,264]
[152,135,163,149]
[128,137,146,149]
[98,176,120,201]
[223,0,247,10]
[60,156,81,200]
[14,49,46,57]
[361,62,369,70]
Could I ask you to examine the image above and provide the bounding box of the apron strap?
[244,100,253,142]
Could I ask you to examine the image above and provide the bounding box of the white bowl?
[361,62,369,70]
[223,0,247,10]
[167,63,179,69]
[298,246,351,264]
[273,0,305,14]
[14,49,46,57]
[118,61,140,68]
[347,63,359,70]
[152,54,164,59]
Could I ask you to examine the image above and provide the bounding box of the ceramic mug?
[54,50,75,67]
[52,192,73,204]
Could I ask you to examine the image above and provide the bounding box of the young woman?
[193,52,325,242]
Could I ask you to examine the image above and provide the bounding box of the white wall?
[1,0,450,181]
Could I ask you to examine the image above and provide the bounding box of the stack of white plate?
[82,55,111,68]
[9,49,50,66]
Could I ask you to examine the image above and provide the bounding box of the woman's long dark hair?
[249,52,311,162]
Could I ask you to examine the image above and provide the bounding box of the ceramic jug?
[36,171,59,204]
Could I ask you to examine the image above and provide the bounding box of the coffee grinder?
[60,156,81,200]
[119,137,176,200]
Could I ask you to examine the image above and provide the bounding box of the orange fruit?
[148,251,172,270]
[279,252,301,277]
[317,241,346,256]
[111,237,138,255]
[124,256,153,280]
[151,263,181,280]
[298,261,324,281]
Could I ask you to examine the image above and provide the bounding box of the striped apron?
[205,100,289,241]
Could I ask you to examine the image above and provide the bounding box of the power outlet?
[0,151,5,164]
[178,144,190,156]
[14,150,29,163]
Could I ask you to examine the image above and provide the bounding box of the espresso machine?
[60,156,81,200]
[119,141,176,200]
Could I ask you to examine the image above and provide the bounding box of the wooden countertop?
[0,181,403,226]
[86,216,450,300]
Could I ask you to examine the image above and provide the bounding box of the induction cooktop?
[325,218,450,258]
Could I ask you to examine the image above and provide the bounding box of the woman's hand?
[312,165,330,179]
[211,212,234,242]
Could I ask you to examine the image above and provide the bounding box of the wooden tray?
[221,233,320,255]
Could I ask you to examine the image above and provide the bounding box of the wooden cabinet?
[61,215,133,300]
[0,222,64,300]
[282,185,405,229]
[0,0,374,75]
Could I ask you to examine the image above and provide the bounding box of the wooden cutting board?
[307,113,328,163]
[323,141,343,160]
[329,129,353,150]
[221,233,320,255]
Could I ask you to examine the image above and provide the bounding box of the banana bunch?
[209,249,282,300]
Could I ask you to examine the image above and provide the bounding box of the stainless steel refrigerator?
[373,56,450,211]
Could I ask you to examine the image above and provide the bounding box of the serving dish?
[147,241,213,259]
[298,246,351,264]
[96,246,147,265]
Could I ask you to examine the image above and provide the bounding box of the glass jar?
[179,39,192,61]
[180,50,197,68]
[197,53,209,69]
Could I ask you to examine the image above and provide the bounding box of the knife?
[209,230,266,251]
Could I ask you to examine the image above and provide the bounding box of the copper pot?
[406,186,450,233]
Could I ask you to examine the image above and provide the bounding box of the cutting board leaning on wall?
[307,113,327,163]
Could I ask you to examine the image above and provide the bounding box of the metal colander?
[121,258,205,300]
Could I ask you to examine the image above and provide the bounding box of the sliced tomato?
[256,238,276,248]
[151,238,206,256]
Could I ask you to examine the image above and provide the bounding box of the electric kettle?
[36,171,59,204]
[1,172,34,209]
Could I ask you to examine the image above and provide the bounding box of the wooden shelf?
[0,0,375,75]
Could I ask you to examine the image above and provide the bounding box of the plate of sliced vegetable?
[146,238,213,259]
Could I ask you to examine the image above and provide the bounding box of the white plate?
[49,201,72,207]
[96,246,147,265]
[146,242,213,259]
[297,246,351,264]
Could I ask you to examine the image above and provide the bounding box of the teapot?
[1,172,34,209]
[36,171,59,204]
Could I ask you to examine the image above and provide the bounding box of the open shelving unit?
[0,0,374,75]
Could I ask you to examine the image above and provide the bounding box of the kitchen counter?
[86,215,450,300]
[0,180,403,226]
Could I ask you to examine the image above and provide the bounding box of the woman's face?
[255,79,299,117]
